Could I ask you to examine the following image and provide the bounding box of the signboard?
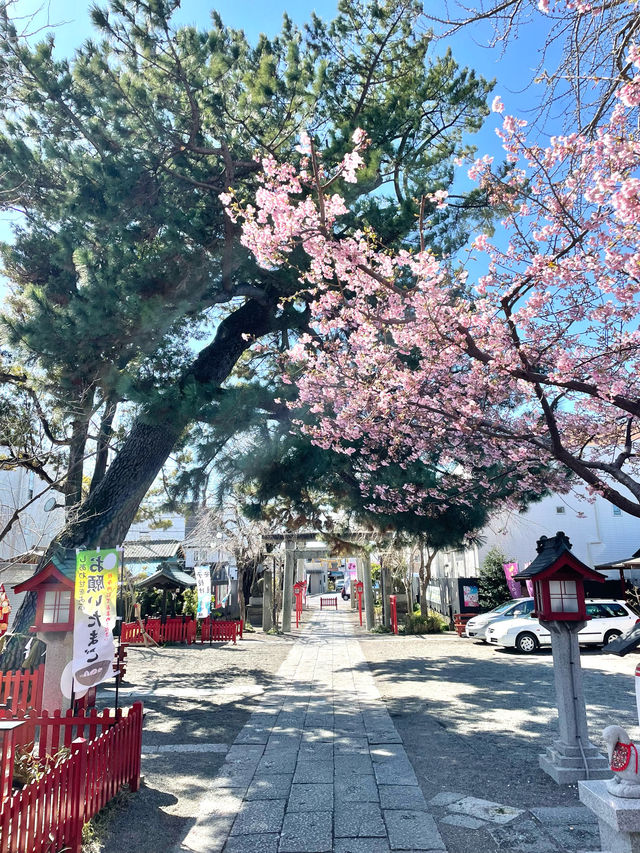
[195,566,212,619]
[72,549,119,690]
[463,585,479,608]
[502,562,522,599]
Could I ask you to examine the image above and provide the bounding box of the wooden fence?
[0,667,43,716]
[121,616,242,645]
[121,616,196,645]
[0,702,142,853]
[200,619,243,644]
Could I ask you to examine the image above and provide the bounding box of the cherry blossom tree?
[224,39,640,519]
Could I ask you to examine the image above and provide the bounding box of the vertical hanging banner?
[0,584,10,637]
[195,566,212,619]
[502,562,522,599]
[73,549,119,689]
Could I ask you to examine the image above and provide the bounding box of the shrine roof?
[134,563,196,589]
[514,531,605,582]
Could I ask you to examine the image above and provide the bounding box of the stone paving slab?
[334,802,386,837]
[288,782,334,812]
[223,835,280,853]
[176,603,446,853]
[246,774,294,801]
[384,809,447,851]
[229,799,286,835]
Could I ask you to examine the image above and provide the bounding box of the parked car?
[335,580,346,592]
[486,599,640,653]
[464,598,535,641]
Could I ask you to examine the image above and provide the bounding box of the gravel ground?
[361,630,640,853]
[93,631,293,853]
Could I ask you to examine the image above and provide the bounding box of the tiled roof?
[134,563,196,589]
[123,540,182,561]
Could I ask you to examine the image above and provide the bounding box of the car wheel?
[516,632,539,654]
[603,630,622,645]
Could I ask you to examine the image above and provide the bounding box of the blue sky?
[12,0,544,116]
[1,0,551,286]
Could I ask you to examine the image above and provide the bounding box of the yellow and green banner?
[72,549,119,689]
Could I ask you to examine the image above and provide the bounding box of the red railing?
[0,702,142,853]
[200,619,243,644]
[122,616,243,645]
[0,667,44,716]
[121,616,196,645]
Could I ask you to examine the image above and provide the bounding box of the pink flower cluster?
[222,60,640,515]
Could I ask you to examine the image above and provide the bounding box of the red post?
[69,738,88,853]
[128,702,143,793]
[389,595,398,635]
[0,720,25,802]
[354,581,364,626]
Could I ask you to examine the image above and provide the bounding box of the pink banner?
[502,562,522,599]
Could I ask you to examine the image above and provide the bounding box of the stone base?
[580,780,640,853]
[540,740,611,784]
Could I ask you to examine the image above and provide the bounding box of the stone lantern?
[13,550,77,713]
[515,532,610,782]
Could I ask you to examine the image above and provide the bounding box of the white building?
[0,468,63,560]
[125,514,185,542]
[432,486,640,585]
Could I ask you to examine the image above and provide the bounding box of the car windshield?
[491,601,517,615]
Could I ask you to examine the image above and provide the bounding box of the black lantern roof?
[514,531,605,583]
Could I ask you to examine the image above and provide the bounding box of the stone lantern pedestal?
[539,620,610,783]
[38,629,73,713]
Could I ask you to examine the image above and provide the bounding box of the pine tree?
[0,0,494,663]
[478,547,512,611]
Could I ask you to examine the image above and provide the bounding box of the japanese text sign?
[195,566,211,619]
[73,549,119,689]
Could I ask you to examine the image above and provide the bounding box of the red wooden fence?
[0,667,43,716]
[122,616,244,645]
[199,619,243,644]
[121,616,196,645]
[0,702,142,853]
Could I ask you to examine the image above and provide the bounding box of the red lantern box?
[515,531,605,622]
[14,555,75,633]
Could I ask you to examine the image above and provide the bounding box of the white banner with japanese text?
[195,566,212,619]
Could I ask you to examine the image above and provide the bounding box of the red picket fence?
[0,702,142,853]
[200,619,243,645]
[0,667,44,716]
[121,616,196,645]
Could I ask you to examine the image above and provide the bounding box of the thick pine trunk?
[2,298,275,668]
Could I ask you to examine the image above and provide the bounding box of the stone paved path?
[177,600,445,853]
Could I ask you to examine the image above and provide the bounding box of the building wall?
[0,469,63,560]
[432,486,640,585]
[125,514,186,542]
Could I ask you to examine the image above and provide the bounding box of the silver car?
[464,598,535,641]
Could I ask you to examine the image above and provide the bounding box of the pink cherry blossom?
[222,50,640,518]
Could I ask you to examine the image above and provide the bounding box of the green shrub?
[404,612,447,635]
[370,624,392,634]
